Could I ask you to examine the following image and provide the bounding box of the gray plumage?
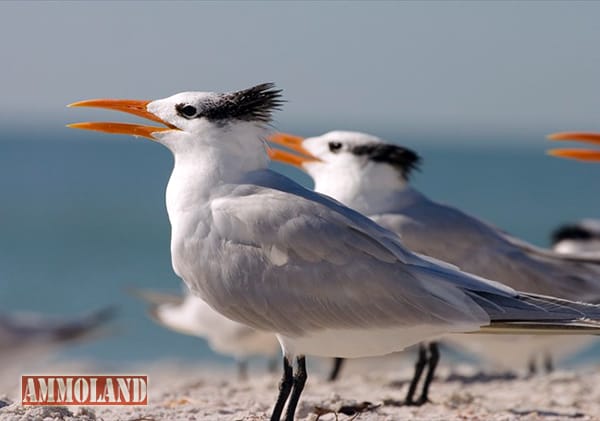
[0,306,115,354]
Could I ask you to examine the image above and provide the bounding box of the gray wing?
[372,194,600,304]
[0,307,115,353]
[202,171,599,338]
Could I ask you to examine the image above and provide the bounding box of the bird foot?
[415,396,431,406]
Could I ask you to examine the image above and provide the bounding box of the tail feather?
[466,288,600,335]
[478,320,600,335]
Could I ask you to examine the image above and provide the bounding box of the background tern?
[132,287,344,381]
[69,84,600,421]
[552,219,600,258]
[0,306,115,370]
[269,130,600,387]
[131,287,281,379]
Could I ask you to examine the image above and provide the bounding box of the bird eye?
[176,104,198,119]
[328,142,343,153]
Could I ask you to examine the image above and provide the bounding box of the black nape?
[183,83,284,124]
[351,143,422,179]
[551,224,595,246]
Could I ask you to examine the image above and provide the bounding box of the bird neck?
[166,144,268,209]
[164,125,270,209]
[313,167,411,215]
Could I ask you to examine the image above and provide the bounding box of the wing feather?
[204,173,506,337]
[371,192,600,303]
[183,172,600,343]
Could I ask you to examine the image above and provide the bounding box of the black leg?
[270,356,294,421]
[328,357,344,382]
[237,359,248,381]
[404,343,428,405]
[544,353,554,373]
[285,356,307,421]
[416,342,440,405]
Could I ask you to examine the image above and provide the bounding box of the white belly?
[276,324,478,358]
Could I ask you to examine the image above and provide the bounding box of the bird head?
[68,83,283,162]
[269,130,421,193]
[551,220,600,256]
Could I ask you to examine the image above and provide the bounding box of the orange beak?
[67,99,178,140]
[267,132,320,168]
[547,131,600,162]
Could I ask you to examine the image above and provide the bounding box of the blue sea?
[2,125,600,367]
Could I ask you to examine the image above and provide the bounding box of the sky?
[1,1,600,139]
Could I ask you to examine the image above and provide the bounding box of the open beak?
[547,131,600,162]
[67,99,178,140]
[268,132,320,168]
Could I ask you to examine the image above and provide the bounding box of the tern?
[132,287,281,378]
[0,306,115,369]
[268,130,600,301]
[69,84,600,421]
[269,130,600,385]
[552,219,600,258]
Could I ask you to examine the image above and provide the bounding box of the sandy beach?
[2,357,599,421]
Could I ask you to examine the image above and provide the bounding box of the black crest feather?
[203,83,283,123]
[551,224,596,245]
[351,143,422,179]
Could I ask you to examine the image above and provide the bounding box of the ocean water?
[2,126,600,366]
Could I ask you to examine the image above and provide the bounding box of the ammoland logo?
[21,375,148,405]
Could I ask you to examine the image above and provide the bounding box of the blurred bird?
[0,306,115,369]
[131,287,281,379]
[552,219,600,258]
[268,130,600,299]
[69,84,600,421]
[269,130,600,380]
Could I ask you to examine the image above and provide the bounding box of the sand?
[1,358,599,421]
